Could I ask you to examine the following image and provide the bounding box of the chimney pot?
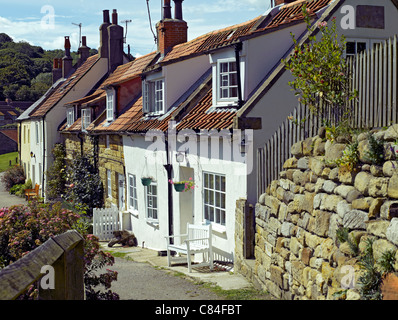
[174,0,184,20]
[103,10,110,23]
[112,9,118,25]
[82,36,87,47]
[64,36,71,50]
[163,0,172,19]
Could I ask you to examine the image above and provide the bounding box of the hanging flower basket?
[169,178,195,192]
[173,183,186,192]
[141,177,152,186]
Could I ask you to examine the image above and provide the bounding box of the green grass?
[0,152,19,173]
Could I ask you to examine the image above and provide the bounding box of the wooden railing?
[0,230,84,300]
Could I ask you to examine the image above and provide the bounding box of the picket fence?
[257,35,398,197]
[93,207,120,241]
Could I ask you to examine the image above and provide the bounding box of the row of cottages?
[19,0,398,261]
[17,9,131,193]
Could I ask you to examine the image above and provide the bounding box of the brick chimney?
[107,9,124,72]
[62,36,73,78]
[77,36,90,66]
[273,0,297,6]
[157,0,188,56]
[52,58,63,84]
[99,10,111,59]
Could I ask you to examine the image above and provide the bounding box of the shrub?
[65,154,104,216]
[1,165,25,191]
[0,202,119,300]
[46,143,67,201]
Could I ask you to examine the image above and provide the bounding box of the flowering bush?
[282,4,357,123]
[169,177,195,192]
[0,202,119,300]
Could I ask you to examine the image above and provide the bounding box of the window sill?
[128,209,139,218]
[204,221,226,234]
[146,219,159,229]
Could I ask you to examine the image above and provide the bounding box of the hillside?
[0,33,97,103]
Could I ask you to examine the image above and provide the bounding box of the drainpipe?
[164,134,174,244]
[234,42,244,108]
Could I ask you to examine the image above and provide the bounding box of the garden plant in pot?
[169,177,195,192]
[141,176,153,186]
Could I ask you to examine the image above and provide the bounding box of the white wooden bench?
[165,223,213,273]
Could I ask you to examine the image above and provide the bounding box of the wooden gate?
[93,207,120,241]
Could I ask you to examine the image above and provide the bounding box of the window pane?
[221,193,225,208]
[230,73,238,86]
[221,62,228,73]
[215,192,220,207]
[221,176,226,191]
[229,87,238,98]
[229,62,237,72]
[204,206,209,221]
[209,207,214,221]
[215,209,220,224]
[346,42,355,54]
[215,175,221,190]
[357,42,367,53]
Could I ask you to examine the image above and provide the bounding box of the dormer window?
[218,59,238,101]
[66,107,75,127]
[81,108,91,131]
[106,88,115,122]
[143,79,164,115]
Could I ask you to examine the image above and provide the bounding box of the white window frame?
[128,174,138,213]
[107,169,112,199]
[217,58,238,103]
[35,122,40,144]
[145,182,158,222]
[66,108,75,127]
[345,38,382,57]
[81,108,91,131]
[203,172,226,227]
[143,79,164,115]
[106,89,115,122]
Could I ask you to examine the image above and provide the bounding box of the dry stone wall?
[241,124,398,300]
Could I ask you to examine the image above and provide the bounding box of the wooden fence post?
[39,231,84,300]
[0,230,84,300]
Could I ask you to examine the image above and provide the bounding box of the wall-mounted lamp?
[240,138,248,154]
[30,152,36,159]
[176,150,187,163]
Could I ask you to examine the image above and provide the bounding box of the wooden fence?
[257,35,398,197]
[93,207,120,241]
[0,230,84,300]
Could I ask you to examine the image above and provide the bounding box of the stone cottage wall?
[236,124,398,300]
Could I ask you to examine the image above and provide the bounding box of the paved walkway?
[0,172,27,209]
[101,243,254,293]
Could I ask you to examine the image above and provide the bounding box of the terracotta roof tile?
[261,0,332,30]
[30,55,100,118]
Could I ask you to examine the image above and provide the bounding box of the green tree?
[282,4,357,123]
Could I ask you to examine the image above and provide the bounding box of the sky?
[0,0,273,57]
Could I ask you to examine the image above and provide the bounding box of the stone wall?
[236,124,398,300]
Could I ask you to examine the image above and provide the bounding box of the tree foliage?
[282,4,357,123]
[0,33,97,102]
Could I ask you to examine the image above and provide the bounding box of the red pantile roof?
[65,0,333,134]
[260,0,332,30]
[29,55,100,118]
[0,129,18,143]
